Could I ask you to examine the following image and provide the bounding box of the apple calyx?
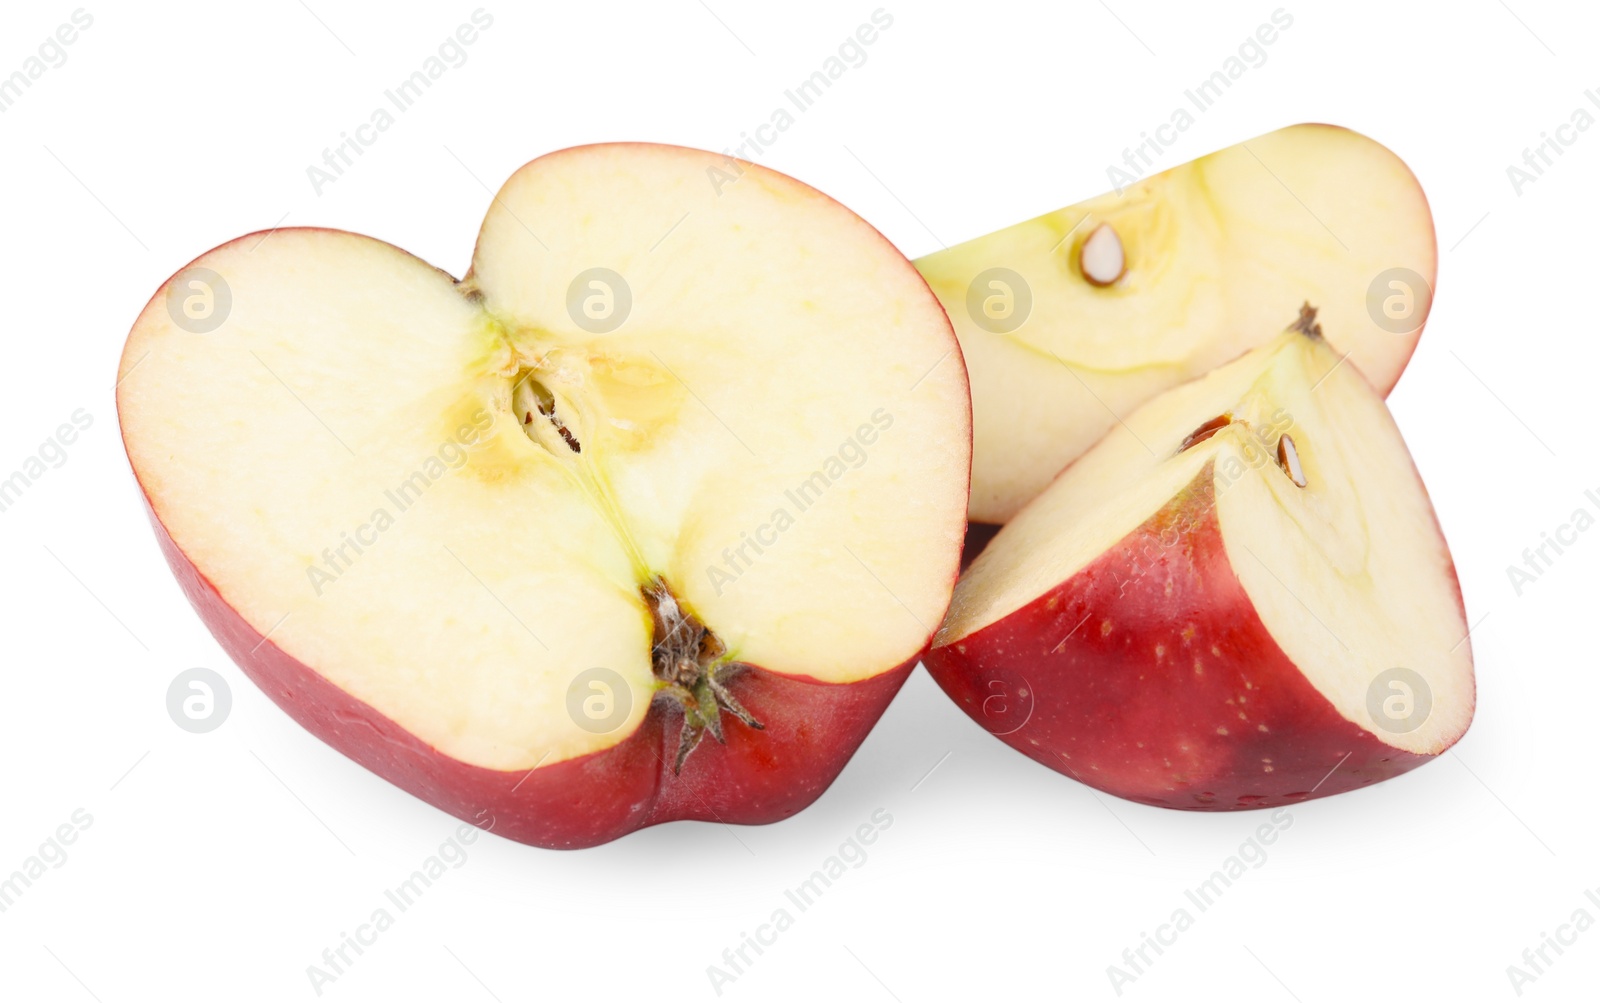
[643,579,764,772]
[1079,223,1126,286]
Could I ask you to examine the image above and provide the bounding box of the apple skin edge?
[925,465,1463,810]
[142,499,916,850]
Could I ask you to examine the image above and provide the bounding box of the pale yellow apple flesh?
[118,144,971,773]
[916,124,1436,522]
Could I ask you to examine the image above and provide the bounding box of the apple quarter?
[926,312,1474,809]
[916,124,1437,523]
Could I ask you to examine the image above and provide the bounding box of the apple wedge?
[924,307,1473,809]
[916,124,1436,523]
[117,144,971,848]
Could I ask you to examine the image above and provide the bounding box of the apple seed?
[1179,413,1233,452]
[513,373,582,454]
[1079,223,1126,287]
[1277,434,1307,487]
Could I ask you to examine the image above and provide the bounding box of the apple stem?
[1290,302,1323,340]
[642,578,765,773]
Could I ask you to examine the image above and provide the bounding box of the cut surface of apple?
[926,309,1473,809]
[916,123,1437,522]
[118,144,971,848]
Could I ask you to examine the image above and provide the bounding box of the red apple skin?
[925,465,1464,810]
[960,522,1001,570]
[144,500,916,849]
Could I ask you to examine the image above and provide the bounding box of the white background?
[1,1,1595,1000]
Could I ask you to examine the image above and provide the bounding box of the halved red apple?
[925,308,1473,809]
[916,124,1437,523]
[118,144,971,848]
